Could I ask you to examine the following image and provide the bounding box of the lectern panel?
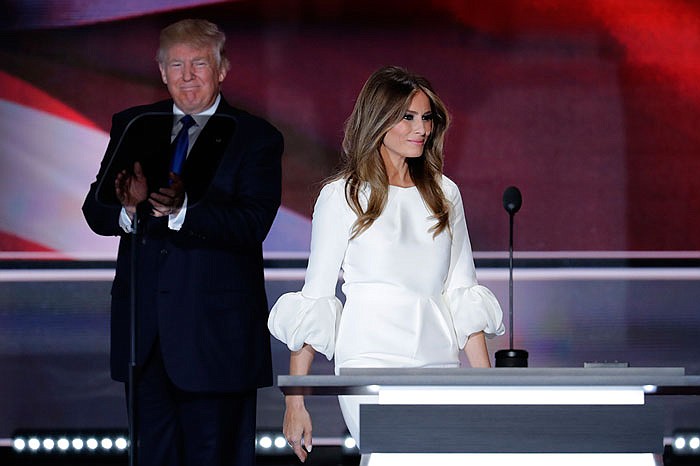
[360,404,663,454]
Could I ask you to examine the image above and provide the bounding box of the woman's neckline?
[389,184,417,190]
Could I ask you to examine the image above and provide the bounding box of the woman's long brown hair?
[331,66,451,238]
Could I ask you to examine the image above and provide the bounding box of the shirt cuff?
[168,193,188,230]
[119,208,134,233]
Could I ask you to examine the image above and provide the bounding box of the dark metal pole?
[128,214,138,466]
[509,213,514,350]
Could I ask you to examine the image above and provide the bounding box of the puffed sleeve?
[442,177,505,348]
[268,180,353,360]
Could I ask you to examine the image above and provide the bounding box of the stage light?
[378,386,644,405]
[366,453,656,465]
[274,435,287,449]
[115,436,129,450]
[255,433,276,454]
[86,437,98,450]
[13,429,131,455]
[12,438,26,452]
[343,436,357,450]
[42,438,55,451]
[258,435,273,449]
[72,438,84,450]
[11,429,346,458]
[101,437,113,450]
[671,430,700,457]
[689,436,700,450]
[27,437,40,451]
[57,437,70,451]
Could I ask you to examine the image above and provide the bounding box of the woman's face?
[380,90,433,162]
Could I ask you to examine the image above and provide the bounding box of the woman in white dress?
[268,66,505,462]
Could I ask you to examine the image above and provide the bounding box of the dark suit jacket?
[82,97,283,392]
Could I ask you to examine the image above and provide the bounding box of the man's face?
[159,43,227,114]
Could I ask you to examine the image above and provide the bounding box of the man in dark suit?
[82,19,283,466]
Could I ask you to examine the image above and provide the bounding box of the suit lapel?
[183,109,237,205]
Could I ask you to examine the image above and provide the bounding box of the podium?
[278,367,700,466]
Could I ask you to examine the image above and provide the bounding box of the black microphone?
[503,186,522,215]
[495,185,528,367]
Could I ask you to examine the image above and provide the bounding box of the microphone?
[495,186,529,367]
[503,186,522,215]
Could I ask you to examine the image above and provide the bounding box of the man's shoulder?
[217,100,281,139]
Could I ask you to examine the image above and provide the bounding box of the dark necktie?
[170,114,196,175]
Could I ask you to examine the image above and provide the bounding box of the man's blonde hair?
[156,19,230,71]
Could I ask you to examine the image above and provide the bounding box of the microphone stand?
[127,200,152,466]
[128,209,140,466]
[90,112,176,466]
[495,186,529,367]
[508,211,515,351]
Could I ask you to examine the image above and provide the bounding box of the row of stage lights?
[11,431,358,456]
[256,432,357,455]
[14,429,699,458]
[13,435,128,454]
[671,431,700,456]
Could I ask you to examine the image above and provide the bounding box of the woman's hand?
[284,395,313,462]
[284,344,316,461]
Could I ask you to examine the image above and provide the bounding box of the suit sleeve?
[82,113,130,237]
[178,120,283,248]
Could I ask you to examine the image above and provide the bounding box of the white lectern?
[278,367,700,466]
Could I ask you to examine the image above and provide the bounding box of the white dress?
[268,176,505,442]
